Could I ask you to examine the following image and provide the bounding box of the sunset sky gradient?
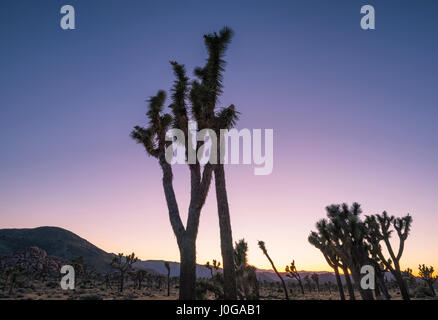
[1,0,437,273]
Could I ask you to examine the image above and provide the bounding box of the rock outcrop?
[0,247,69,277]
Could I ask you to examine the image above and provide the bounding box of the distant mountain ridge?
[0,226,375,283]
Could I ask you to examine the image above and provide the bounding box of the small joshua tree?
[132,269,148,290]
[200,259,224,299]
[285,260,304,295]
[402,267,416,290]
[418,264,436,296]
[325,281,332,294]
[164,261,171,296]
[304,275,312,293]
[110,253,138,293]
[71,256,85,286]
[311,273,320,293]
[234,239,260,300]
[104,273,112,290]
[258,240,288,300]
[205,261,214,278]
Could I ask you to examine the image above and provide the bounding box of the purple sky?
[1,0,437,271]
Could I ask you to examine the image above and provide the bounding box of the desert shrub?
[414,285,434,298]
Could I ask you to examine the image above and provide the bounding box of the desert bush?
[413,285,434,298]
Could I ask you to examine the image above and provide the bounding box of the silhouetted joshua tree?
[234,239,260,300]
[365,211,412,300]
[110,253,138,293]
[131,27,238,300]
[304,275,312,293]
[311,273,320,293]
[71,256,85,277]
[308,225,347,300]
[402,267,417,290]
[312,203,375,300]
[205,261,214,278]
[258,240,288,300]
[285,260,305,295]
[308,218,357,300]
[104,273,112,290]
[328,203,376,300]
[325,281,332,294]
[71,256,95,288]
[192,27,239,299]
[367,253,391,300]
[418,264,436,296]
[164,261,171,296]
[129,269,148,291]
[201,259,224,299]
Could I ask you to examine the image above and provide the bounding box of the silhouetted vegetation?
[258,240,289,300]
[309,202,414,300]
[234,239,259,300]
[285,260,304,295]
[110,253,138,293]
[311,273,320,293]
[418,264,436,297]
[131,27,238,299]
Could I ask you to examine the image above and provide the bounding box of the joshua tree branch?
[198,163,214,208]
[186,163,214,238]
[159,154,185,241]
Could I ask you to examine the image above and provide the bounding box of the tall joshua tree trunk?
[133,27,237,300]
[349,265,374,300]
[214,163,237,299]
[160,156,197,300]
[372,261,391,300]
[178,237,196,299]
[159,153,212,300]
[333,266,345,300]
[342,266,355,300]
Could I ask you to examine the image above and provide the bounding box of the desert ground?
[1,278,436,300]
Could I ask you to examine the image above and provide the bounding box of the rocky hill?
[0,247,69,277]
[0,227,113,273]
